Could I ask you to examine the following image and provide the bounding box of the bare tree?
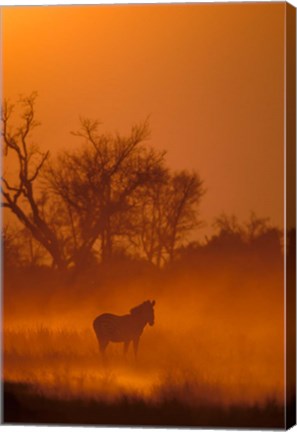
[163,171,204,262]
[45,118,166,269]
[135,170,204,266]
[1,94,67,270]
[132,166,168,266]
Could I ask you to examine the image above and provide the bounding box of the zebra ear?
[151,300,155,306]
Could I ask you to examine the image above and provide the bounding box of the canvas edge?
[285,1,297,430]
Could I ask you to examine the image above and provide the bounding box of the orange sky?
[1,3,285,233]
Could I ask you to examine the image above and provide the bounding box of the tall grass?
[3,324,284,407]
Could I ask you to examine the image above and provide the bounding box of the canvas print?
[1,2,296,429]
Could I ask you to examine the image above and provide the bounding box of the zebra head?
[130,300,156,326]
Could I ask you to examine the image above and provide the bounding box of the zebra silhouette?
[93,300,155,358]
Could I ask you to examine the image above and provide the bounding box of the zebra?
[93,300,155,358]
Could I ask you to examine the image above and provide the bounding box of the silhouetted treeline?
[3,212,285,287]
[1,95,285,280]
[173,213,284,274]
[2,94,204,273]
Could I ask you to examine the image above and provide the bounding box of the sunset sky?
[2,3,285,234]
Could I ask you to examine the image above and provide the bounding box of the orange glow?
[2,3,284,233]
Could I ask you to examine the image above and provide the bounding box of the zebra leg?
[98,338,109,358]
[123,341,130,356]
[133,337,140,359]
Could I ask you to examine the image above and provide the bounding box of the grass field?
[3,324,285,428]
[3,258,286,427]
